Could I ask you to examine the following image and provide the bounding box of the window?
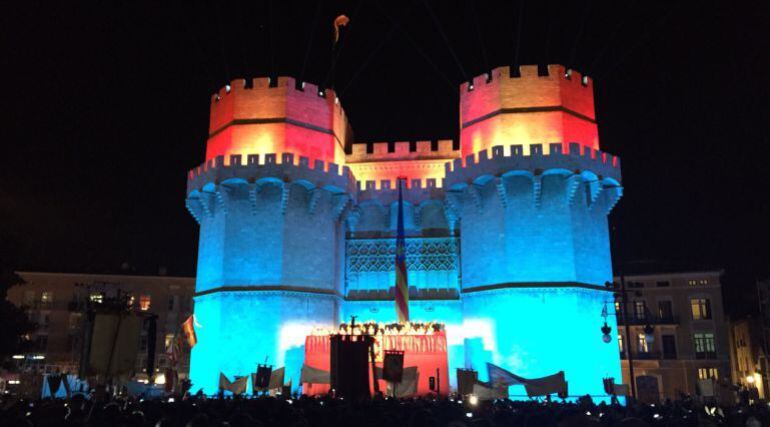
[634,301,647,320]
[168,296,176,311]
[139,295,151,311]
[127,293,135,307]
[165,334,175,350]
[694,332,716,358]
[139,335,148,351]
[662,335,677,359]
[637,333,649,353]
[656,281,670,287]
[658,300,673,320]
[614,301,621,314]
[618,334,624,353]
[41,291,54,305]
[688,280,697,286]
[698,367,718,379]
[89,293,104,304]
[699,279,709,286]
[691,298,712,320]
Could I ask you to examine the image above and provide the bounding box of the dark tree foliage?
[0,234,37,362]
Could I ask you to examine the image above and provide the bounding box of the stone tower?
[185,78,354,393]
[448,65,622,395]
[185,65,623,397]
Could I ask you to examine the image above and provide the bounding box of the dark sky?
[2,1,768,315]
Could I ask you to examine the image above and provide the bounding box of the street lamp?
[601,322,613,343]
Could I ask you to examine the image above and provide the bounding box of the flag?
[219,372,232,391]
[268,367,285,390]
[333,15,350,44]
[486,363,527,388]
[523,371,568,397]
[300,364,330,384]
[395,178,410,322]
[229,376,249,395]
[182,315,197,348]
[472,382,508,400]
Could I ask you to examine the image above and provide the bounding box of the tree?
[0,269,36,361]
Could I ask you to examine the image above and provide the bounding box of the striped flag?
[182,315,197,348]
[395,178,410,322]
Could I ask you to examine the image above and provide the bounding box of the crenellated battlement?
[444,142,621,189]
[346,140,459,163]
[186,151,356,196]
[355,179,446,207]
[459,64,592,94]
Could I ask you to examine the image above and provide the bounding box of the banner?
[386,367,418,397]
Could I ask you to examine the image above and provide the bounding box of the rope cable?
[421,0,468,81]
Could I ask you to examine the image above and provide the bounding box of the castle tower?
[449,65,623,396]
[185,78,355,393]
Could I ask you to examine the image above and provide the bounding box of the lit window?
[89,293,103,304]
[614,301,621,314]
[128,294,135,307]
[694,332,716,357]
[634,301,647,320]
[699,279,709,285]
[618,334,624,353]
[41,291,53,304]
[637,333,649,353]
[139,295,151,311]
[698,367,718,379]
[165,334,175,349]
[688,280,697,286]
[691,298,712,320]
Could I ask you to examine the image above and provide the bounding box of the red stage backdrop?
[303,330,449,396]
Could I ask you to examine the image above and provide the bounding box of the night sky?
[2,1,768,315]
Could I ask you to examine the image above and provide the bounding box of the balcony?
[617,314,679,325]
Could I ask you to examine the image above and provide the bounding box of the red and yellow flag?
[395,178,409,322]
[182,315,197,348]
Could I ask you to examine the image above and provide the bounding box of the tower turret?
[206,77,352,165]
[460,65,598,157]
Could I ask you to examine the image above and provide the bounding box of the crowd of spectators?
[1,392,767,427]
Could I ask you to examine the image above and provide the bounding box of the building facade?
[615,270,730,400]
[5,272,195,384]
[185,65,624,396]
